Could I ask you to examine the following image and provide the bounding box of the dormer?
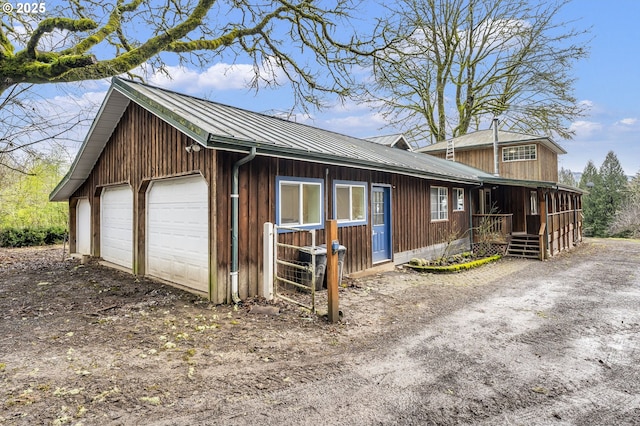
[366,134,413,151]
[416,130,566,182]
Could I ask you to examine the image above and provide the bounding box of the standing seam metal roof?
[51,77,496,201]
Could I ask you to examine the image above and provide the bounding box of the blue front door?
[372,186,392,263]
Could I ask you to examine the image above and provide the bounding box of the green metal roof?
[417,129,567,155]
[51,78,493,201]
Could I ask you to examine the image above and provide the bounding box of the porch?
[472,208,582,261]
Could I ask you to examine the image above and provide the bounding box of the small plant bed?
[406,252,502,273]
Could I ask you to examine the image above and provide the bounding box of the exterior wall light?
[185,143,201,153]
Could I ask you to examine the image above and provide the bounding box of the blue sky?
[27,0,640,176]
[555,0,640,176]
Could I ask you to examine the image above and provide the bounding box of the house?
[418,128,582,259]
[417,129,566,182]
[50,78,583,303]
[51,77,503,303]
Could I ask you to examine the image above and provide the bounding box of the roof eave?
[208,135,481,185]
[50,85,130,202]
[111,77,209,145]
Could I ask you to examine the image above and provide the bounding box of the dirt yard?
[1,239,639,425]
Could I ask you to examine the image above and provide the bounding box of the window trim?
[430,186,449,222]
[502,144,537,162]
[333,180,368,227]
[453,188,465,212]
[275,176,324,231]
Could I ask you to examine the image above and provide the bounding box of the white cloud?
[568,120,603,138]
[148,64,255,92]
[616,117,637,126]
[323,112,389,137]
[143,58,287,95]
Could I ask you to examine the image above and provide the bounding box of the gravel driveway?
[173,238,640,425]
[1,238,639,425]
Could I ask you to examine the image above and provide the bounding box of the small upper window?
[453,188,465,211]
[431,186,448,221]
[334,181,367,226]
[276,177,323,229]
[502,144,537,162]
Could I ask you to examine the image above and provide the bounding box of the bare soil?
[1,239,639,425]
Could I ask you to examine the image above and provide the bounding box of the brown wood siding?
[215,153,473,301]
[425,143,559,182]
[537,144,559,181]
[71,103,475,303]
[69,103,219,299]
[494,186,527,233]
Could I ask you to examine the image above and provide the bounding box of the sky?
[13,0,640,177]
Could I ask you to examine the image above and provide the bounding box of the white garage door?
[101,185,133,269]
[147,175,209,293]
[76,198,91,255]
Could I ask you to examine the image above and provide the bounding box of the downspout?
[231,147,257,304]
[492,117,500,177]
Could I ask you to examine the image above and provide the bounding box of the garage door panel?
[147,176,209,293]
[76,199,91,255]
[101,186,133,269]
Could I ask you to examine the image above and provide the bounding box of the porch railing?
[472,214,513,243]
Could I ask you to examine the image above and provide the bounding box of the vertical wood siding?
[427,143,559,182]
[70,103,218,298]
[71,103,474,303]
[216,153,472,300]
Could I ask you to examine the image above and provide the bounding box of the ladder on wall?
[446,139,455,161]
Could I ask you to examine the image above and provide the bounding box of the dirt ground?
[1,238,639,425]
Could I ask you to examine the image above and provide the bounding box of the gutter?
[230,147,257,304]
[207,135,483,186]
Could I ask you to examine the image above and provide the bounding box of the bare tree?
[0,0,375,107]
[363,0,590,143]
[0,83,95,176]
[609,171,640,238]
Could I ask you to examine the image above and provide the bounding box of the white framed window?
[453,188,465,211]
[276,177,323,228]
[334,181,367,226]
[431,186,448,221]
[502,144,537,162]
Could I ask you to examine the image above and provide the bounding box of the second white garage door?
[147,175,209,293]
[101,185,134,269]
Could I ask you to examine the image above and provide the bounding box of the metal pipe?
[231,147,257,304]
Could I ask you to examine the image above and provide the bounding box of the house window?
[431,186,448,221]
[502,144,537,162]
[530,191,538,215]
[453,188,465,211]
[276,177,323,228]
[334,181,367,226]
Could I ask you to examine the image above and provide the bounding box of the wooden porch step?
[507,234,541,259]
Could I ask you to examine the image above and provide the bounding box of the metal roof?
[416,129,567,155]
[366,134,413,151]
[51,78,495,201]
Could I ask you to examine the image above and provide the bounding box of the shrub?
[0,226,67,248]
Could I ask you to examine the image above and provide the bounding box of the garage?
[76,198,91,255]
[146,175,209,293]
[100,185,134,269]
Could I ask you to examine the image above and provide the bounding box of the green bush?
[0,226,67,248]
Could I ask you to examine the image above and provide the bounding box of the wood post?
[326,219,339,323]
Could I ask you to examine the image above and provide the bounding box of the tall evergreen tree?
[599,151,629,234]
[579,160,605,237]
[559,167,577,187]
